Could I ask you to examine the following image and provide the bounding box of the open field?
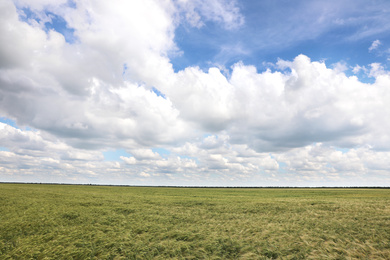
[0,184,389,259]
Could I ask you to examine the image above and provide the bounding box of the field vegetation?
[0,184,389,259]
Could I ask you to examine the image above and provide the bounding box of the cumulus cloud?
[129,149,162,161]
[164,54,390,152]
[0,122,110,183]
[1,0,390,186]
[3,0,389,152]
[275,143,390,185]
[1,121,390,186]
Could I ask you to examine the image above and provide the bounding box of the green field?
[0,184,389,259]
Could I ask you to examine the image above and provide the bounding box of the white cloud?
[120,156,136,165]
[1,0,390,186]
[1,122,390,186]
[164,67,237,132]
[175,0,244,29]
[0,122,113,183]
[369,39,381,52]
[129,149,161,161]
[332,61,348,73]
[352,64,366,74]
[276,143,390,185]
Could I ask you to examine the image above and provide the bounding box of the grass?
[0,184,389,259]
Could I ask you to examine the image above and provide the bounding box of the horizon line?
[1,182,389,189]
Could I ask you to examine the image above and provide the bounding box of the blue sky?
[1,0,390,186]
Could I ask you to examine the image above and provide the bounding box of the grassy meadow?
[0,184,389,259]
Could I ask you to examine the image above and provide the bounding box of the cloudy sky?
[1,0,390,186]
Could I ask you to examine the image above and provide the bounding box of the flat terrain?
[0,184,389,259]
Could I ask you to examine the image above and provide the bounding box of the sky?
[1,0,390,187]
